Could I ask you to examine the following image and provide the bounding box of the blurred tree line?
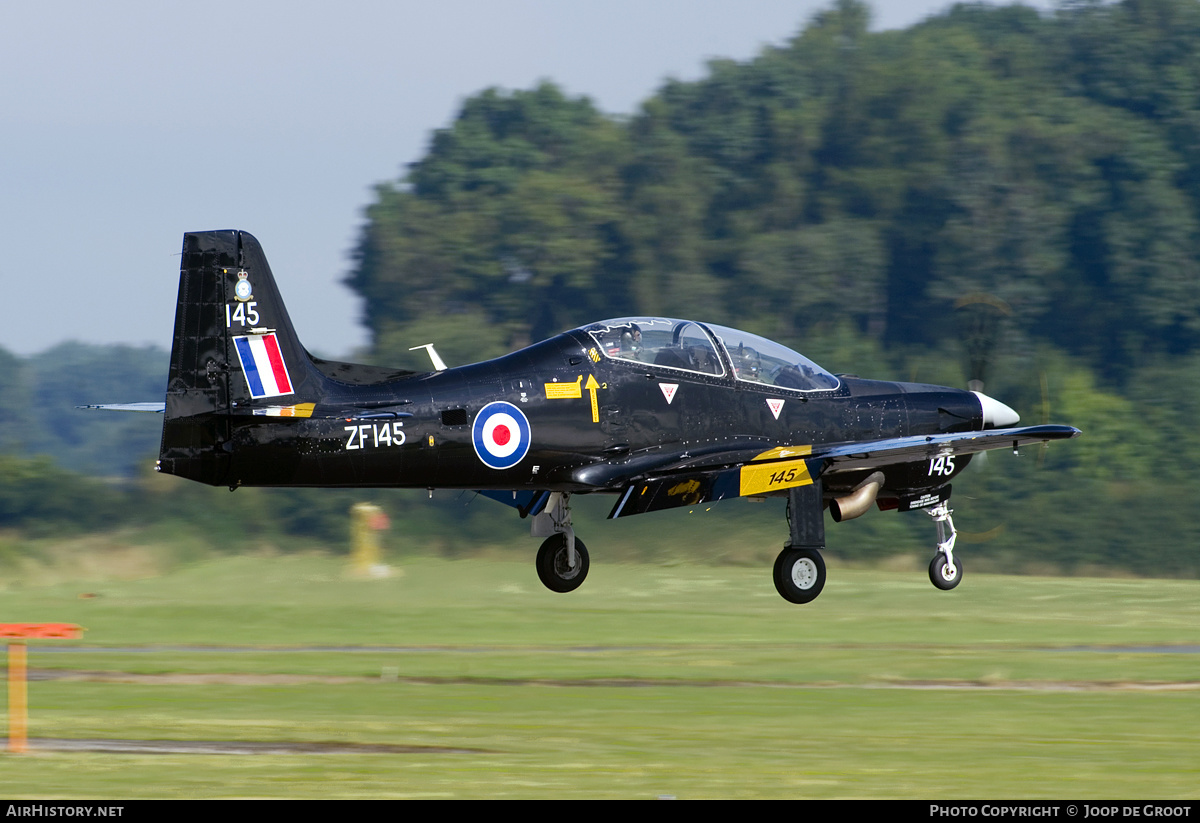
[354,0,1200,381]
[0,342,166,478]
[4,0,1200,574]
[346,0,1200,573]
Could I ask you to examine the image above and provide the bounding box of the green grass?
[2,553,1198,798]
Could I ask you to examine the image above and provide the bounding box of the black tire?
[536,534,590,593]
[929,552,963,591]
[773,546,826,604]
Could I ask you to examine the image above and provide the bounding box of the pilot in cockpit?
[619,324,643,359]
[732,343,761,382]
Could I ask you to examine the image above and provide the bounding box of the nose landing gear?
[926,502,962,591]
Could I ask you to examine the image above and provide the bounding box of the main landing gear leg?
[531,492,590,593]
[926,502,962,591]
[774,481,827,604]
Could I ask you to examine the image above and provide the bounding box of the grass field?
[2,552,1198,798]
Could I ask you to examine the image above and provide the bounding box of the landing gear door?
[899,485,952,512]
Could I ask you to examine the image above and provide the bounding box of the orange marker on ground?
[1,623,84,754]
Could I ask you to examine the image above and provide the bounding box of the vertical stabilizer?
[159,230,321,485]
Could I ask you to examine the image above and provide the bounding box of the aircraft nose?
[972,391,1020,428]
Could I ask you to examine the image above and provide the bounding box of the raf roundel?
[472,401,532,470]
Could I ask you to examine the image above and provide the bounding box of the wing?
[608,424,1080,519]
[813,424,1080,471]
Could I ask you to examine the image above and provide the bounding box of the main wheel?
[536,534,590,593]
[773,546,826,604]
[929,552,962,591]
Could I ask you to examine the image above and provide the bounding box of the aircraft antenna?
[409,344,448,371]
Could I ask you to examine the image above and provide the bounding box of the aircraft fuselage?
[174,331,982,505]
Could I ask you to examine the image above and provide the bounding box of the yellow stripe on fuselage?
[739,445,813,496]
[262,403,315,418]
[751,445,812,462]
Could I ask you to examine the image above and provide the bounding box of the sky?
[0,1,1056,359]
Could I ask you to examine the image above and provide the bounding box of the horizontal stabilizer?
[230,403,415,420]
[77,403,166,413]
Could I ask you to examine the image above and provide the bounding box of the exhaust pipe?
[830,472,885,522]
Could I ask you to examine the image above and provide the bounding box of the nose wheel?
[926,502,962,591]
[929,551,962,590]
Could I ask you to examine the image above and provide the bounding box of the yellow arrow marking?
[585,374,600,423]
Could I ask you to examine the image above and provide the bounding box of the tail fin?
[159,230,322,485]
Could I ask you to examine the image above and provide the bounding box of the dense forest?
[352,0,1200,381]
[4,0,1200,575]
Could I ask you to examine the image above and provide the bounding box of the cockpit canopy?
[581,317,839,392]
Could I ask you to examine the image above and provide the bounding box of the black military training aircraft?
[90,230,1079,604]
